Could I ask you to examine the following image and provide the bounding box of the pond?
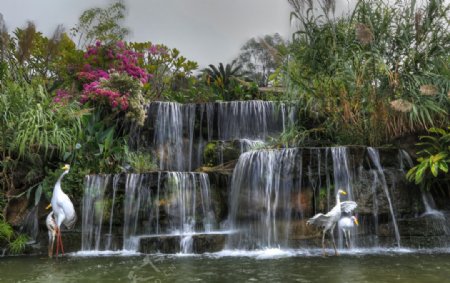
[1,249,450,282]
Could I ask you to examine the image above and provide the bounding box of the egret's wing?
[307,213,331,228]
[57,193,77,229]
[341,201,357,213]
[64,211,77,229]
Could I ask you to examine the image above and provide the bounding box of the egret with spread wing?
[338,215,359,249]
[307,189,357,256]
[47,164,77,257]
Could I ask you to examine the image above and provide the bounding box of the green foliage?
[75,111,127,174]
[285,0,449,146]
[0,80,83,208]
[71,1,129,48]
[129,41,199,100]
[3,21,79,91]
[407,126,450,191]
[0,216,28,254]
[124,150,158,173]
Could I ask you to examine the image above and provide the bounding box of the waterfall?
[370,171,380,246]
[123,174,147,250]
[148,101,292,169]
[81,175,111,251]
[216,101,288,141]
[81,172,214,252]
[153,102,185,171]
[21,206,39,243]
[367,147,401,247]
[227,149,300,249]
[79,99,448,254]
[421,191,445,218]
[331,147,354,200]
[105,175,120,250]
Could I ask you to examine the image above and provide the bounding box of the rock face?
[139,233,226,254]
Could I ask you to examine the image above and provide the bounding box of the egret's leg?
[322,230,327,256]
[330,229,338,256]
[48,230,55,258]
[59,231,65,255]
[55,227,60,257]
[343,229,349,249]
[347,231,351,249]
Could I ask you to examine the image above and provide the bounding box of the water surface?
[1,249,449,283]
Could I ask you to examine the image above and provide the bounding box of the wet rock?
[139,233,226,254]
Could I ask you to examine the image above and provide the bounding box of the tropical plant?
[406,126,450,192]
[0,80,83,208]
[285,0,450,146]
[201,61,251,100]
[75,111,128,174]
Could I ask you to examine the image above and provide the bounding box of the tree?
[128,42,198,99]
[235,33,286,87]
[71,1,129,49]
[0,21,79,91]
[202,61,253,100]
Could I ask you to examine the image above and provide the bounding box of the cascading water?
[217,101,282,140]
[81,175,112,251]
[81,172,215,252]
[227,149,301,249]
[79,100,450,255]
[225,146,416,250]
[367,147,401,247]
[153,102,185,171]
[149,101,291,170]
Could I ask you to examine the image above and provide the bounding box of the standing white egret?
[338,215,359,249]
[48,164,77,256]
[45,211,56,257]
[307,189,357,256]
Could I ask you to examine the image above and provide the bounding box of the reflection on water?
[1,251,450,283]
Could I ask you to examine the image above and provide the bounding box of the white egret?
[47,164,77,256]
[338,215,359,249]
[45,211,56,257]
[307,189,357,256]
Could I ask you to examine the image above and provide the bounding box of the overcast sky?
[0,0,293,68]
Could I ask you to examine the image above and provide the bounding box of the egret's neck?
[54,170,69,193]
[335,192,341,206]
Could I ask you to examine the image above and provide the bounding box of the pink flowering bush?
[54,41,150,125]
[77,41,149,110]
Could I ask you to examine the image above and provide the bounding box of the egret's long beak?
[340,190,347,195]
[354,218,359,226]
[62,164,70,170]
[46,204,52,210]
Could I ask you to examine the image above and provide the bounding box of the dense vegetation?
[0,0,448,253]
[284,0,449,146]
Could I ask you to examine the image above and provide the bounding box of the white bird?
[47,164,77,257]
[45,211,57,257]
[307,189,357,256]
[338,215,359,249]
